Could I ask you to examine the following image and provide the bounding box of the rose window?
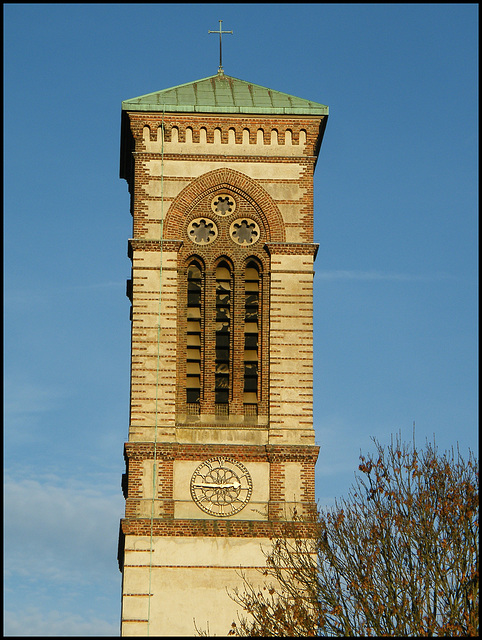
[229,218,260,246]
[187,218,218,245]
[211,194,236,216]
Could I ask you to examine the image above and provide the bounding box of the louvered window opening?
[244,262,259,415]
[215,263,231,415]
[186,262,203,413]
[184,259,262,417]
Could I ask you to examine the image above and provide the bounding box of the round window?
[211,193,236,216]
[229,218,260,246]
[187,218,218,245]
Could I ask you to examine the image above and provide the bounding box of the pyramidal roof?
[122,72,328,116]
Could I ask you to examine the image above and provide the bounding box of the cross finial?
[208,20,233,75]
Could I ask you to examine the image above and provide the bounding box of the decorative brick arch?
[164,168,286,242]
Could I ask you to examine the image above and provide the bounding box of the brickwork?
[125,136,322,439]
[120,517,318,540]
[131,114,321,149]
[119,86,326,636]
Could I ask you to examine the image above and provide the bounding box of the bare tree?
[228,436,479,636]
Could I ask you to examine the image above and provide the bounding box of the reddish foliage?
[226,437,478,637]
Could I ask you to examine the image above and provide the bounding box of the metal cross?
[208,20,233,73]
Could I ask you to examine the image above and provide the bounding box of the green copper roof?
[122,72,328,116]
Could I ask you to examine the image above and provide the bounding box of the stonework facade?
[118,73,327,636]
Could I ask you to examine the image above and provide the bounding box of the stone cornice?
[123,441,319,463]
[128,238,183,258]
[265,242,319,258]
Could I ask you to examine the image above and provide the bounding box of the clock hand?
[193,481,241,489]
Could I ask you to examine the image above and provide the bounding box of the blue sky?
[4,3,478,636]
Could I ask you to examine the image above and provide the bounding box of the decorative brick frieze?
[125,111,326,155]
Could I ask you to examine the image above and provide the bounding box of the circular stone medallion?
[190,457,253,517]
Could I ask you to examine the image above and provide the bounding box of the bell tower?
[118,68,328,636]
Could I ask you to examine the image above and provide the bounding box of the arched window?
[178,194,269,422]
[186,261,203,412]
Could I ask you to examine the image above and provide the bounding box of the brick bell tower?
[118,64,328,635]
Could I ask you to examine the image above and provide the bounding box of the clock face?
[190,457,253,517]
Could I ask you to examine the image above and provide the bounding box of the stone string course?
[120,518,319,540]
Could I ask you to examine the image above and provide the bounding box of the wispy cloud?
[4,474,123,584]
[4,474,124,635]
[3,607,119,637]
[5,379,66,417]
[4,378,68,444]
[315,270,455,282]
